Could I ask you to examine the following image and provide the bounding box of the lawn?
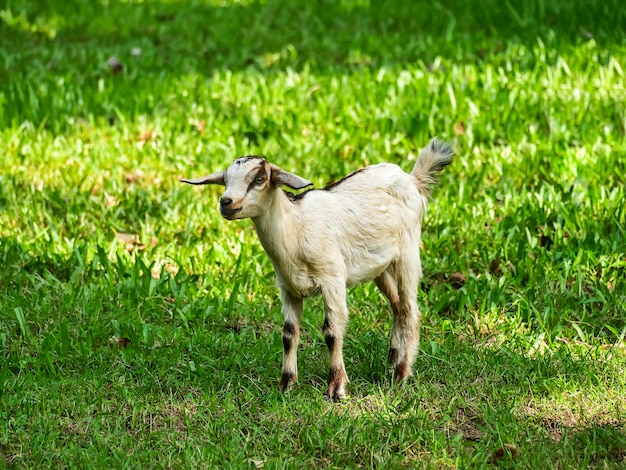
[1,0,626,467]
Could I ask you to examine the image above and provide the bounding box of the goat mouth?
[220,207,242,219]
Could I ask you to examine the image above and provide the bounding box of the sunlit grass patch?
[1,0,626,467]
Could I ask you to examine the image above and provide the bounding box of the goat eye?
[254,176,265,185]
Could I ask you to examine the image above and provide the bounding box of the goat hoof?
[324,386,347,402]
[393,361,412,383]
[280,371,297,391]
[324,392,346,402]
[393,373,411,384]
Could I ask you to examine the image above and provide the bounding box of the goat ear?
[180,171,225,186]
[269,164,313,190]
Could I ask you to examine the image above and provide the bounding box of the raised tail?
[411,137,454,197]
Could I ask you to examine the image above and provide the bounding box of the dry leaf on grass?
[453,121,465,136]
[449,272,467,288]
[492,443,518,461]
[109,336,131,348]
[136,129,158,147]
[105,193,119,208]
[488,258,502,276]
[249,458,264,469]
[125,169,145,184]
[107,56,123,74]
[190,119,206,134]
[115,232,147,253]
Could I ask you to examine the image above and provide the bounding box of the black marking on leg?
[282,335,292,352]
[388,347,398,364]
[283,321,295,351]
[325,334,335,351]
[283,321,296,336]
[322,316,330,332]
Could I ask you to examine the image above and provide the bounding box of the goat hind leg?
[392,259,422,383]
[375,271,403,367]
[280,289,303,390]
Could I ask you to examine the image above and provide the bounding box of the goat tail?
[410,137,454,197]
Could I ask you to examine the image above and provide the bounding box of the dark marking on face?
[283,321,296,336]
[246,164,269,193]
[280,371,294,390]
[324,334,335,351]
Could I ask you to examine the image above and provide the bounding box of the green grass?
[1,0,626,467]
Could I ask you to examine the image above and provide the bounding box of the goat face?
[181,156,313,220]
[220,157,275,219]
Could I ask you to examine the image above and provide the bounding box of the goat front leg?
[280,289,303,391]
[321,283,349,401]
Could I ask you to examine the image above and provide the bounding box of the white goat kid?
[182,138,453,400]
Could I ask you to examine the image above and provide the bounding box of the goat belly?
[345,246,398,287]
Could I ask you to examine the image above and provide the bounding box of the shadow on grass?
[2,231,624,467]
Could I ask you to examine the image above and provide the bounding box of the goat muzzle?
[219,197,242,219]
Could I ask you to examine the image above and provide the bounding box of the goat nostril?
[220,197,233,207]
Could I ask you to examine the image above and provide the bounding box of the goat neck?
[251,187,301,263]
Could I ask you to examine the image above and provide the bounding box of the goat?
[181,138,453,400]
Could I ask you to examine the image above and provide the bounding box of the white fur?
[182,138,453,400]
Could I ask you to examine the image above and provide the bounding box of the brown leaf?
[109,336,131,348]
[250,458,264,469]
[449,272,467,289]
[137,129,158,146]
[488,258,502,276]
[114,232,144,253]
[105,193,119,208]
[190,119,206,134]
[107,56,123,74]
[165,263,179,276]
[116,232,138,245]
[453,121,465,136]
[539,234,552,249]
[151,266,161,279]
[492,443,518,461]
[125,169,145,184]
